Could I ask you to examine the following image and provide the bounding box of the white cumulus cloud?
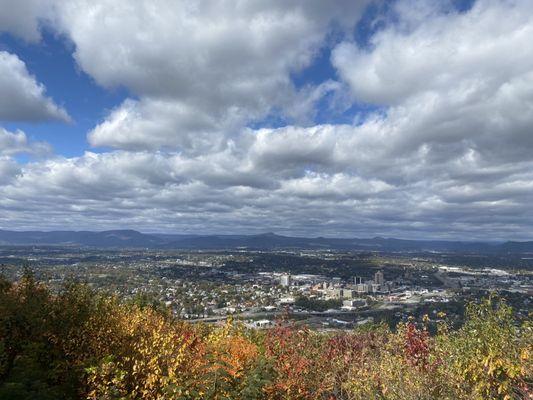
[0,51,70,122]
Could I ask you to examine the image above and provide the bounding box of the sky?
[0,0,532,240]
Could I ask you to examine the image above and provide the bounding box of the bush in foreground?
[0,274,531,399]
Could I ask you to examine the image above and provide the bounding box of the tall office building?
[374,271,384,286]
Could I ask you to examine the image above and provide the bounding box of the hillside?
[0,274,530,399]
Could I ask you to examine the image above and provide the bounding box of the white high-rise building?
[280,274,291,287]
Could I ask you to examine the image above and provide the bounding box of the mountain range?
[0,229,532,253]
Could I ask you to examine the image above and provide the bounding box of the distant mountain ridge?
[0,229,532,253]
[0,229,162,248]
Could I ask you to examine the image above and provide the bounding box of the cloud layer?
[0,0,532,240]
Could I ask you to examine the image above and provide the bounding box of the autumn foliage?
[0,274,531,399]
